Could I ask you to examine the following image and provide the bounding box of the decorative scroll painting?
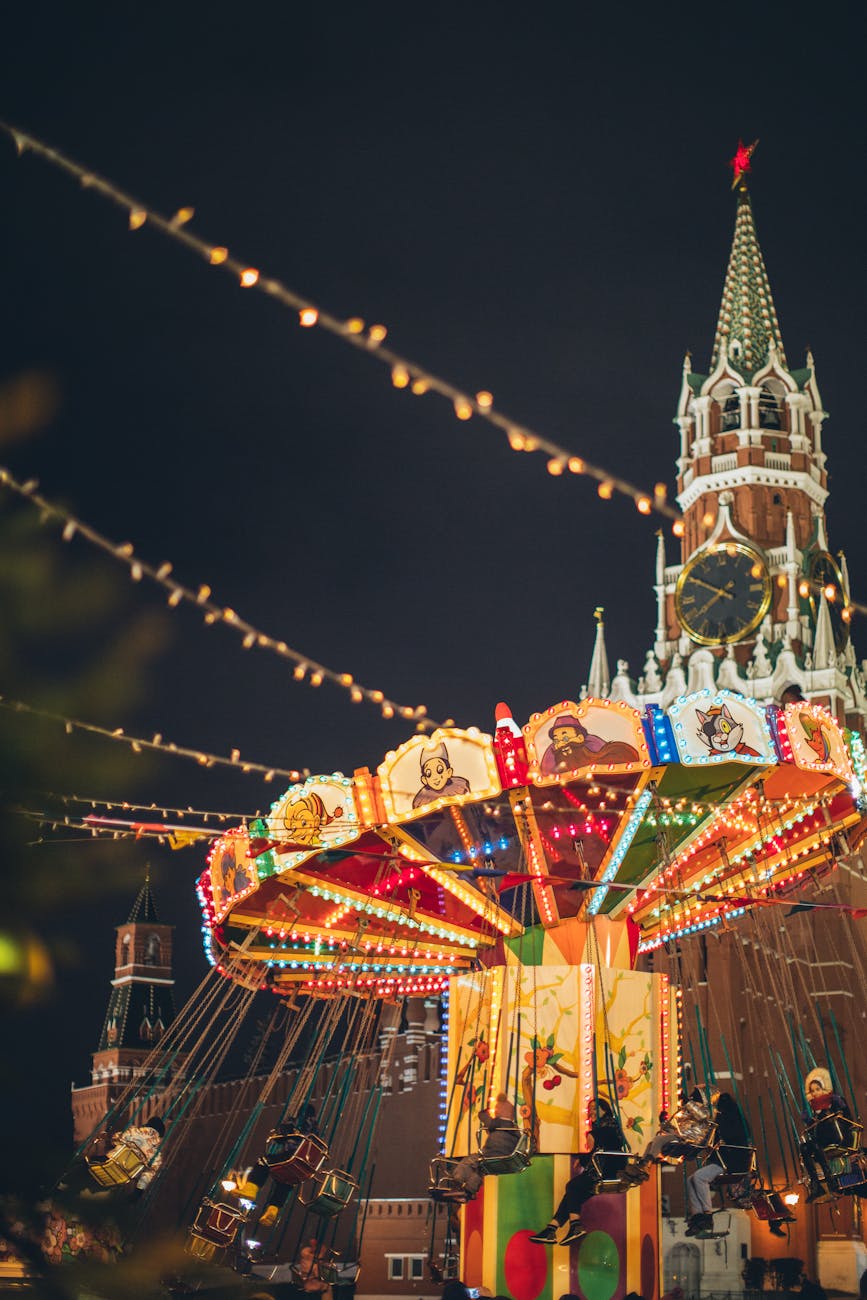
[257,775,360,876]
[594,968,656,1156]
[785,703,854,784]
[378,727,501,823]
[208,828,259,923]
[524,699,650,786]
[668,688,774,766]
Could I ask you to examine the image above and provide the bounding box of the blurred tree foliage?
[0,377,170,1193]
[0,506,169,911]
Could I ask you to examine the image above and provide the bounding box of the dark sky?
[2,5,865,1161]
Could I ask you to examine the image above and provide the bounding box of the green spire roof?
[711,190,786,376]
[127,872,159,923]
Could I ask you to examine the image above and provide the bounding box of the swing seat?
[747,1192,793,1221]
[832,1165,867,1194]
[298,1168,357,1216]
[428,1155,473,1201]
[86,1141,146,1188]
[190,1197,247,1247]
[318,1259,361,1285]
[589,1150,631,1193]
[265,1131,329,1185]
[805,1115,863,1159]
[658,1139,702,1165]
[477,1129,532,1176]
[709,1144,757,1183]
[186,1233,219,1263]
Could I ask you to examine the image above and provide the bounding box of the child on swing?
[439,1094,519,1199]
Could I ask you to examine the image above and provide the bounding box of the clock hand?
[691,576,735,599]
[693,592,722,619]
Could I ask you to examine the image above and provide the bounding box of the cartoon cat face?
[695,703,744,753]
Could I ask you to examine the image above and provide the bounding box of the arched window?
[721,394,740,430]
[758,381,784,430]
[712,381,740,432]
[144,934,161,966]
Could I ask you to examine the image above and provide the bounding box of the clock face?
[675,543,772,646]
[808,550,849,650]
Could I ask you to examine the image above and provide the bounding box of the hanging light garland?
[0,122,681,524]
[0,464,437,728]
[0,692,303,782]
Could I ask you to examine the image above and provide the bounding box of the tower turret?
[71,876,176,1144]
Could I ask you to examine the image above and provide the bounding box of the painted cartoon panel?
[208,827,259,923]
[446,961,664,1160]
[785,703,854,783]
[667,688,774,766]
[524,699,650,786]
[594,969,656,1156]
[256,775,360,877]
[446,969,500,1155]
[378,727,501,823]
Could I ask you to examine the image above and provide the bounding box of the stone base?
[817,1238,867,1294]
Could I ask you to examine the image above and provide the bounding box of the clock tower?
[586,156,867,732]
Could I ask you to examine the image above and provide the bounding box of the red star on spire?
[730,138,759,190]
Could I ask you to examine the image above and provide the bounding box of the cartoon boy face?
[421,757,453,791]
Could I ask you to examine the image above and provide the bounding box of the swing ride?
[66,683,867,1298]
[0,113,860,1295]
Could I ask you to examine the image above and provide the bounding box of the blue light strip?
[637,907,747,953]
[586,786,654,916]
[438,987,450,1147]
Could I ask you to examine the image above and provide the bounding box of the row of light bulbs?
[2,122,681,525]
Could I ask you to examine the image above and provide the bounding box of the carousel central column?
[448,916,677,1300]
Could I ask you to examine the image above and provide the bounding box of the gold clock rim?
[674,542,772,647]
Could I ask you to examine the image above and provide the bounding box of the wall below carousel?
[661,1212,752,1297]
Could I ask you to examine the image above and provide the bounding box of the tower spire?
[127,867,159,923]
[586,607,611,698]
[711,147,786,376]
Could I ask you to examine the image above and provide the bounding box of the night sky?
[2,6,865,1165]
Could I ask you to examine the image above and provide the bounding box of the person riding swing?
[529,1096,629,1247]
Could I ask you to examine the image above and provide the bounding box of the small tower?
[71,876,175,1144]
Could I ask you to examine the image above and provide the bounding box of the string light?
[0,121,683,524]
[0,693,303,782]
[0,464,437,727]
[33,790,259,823]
